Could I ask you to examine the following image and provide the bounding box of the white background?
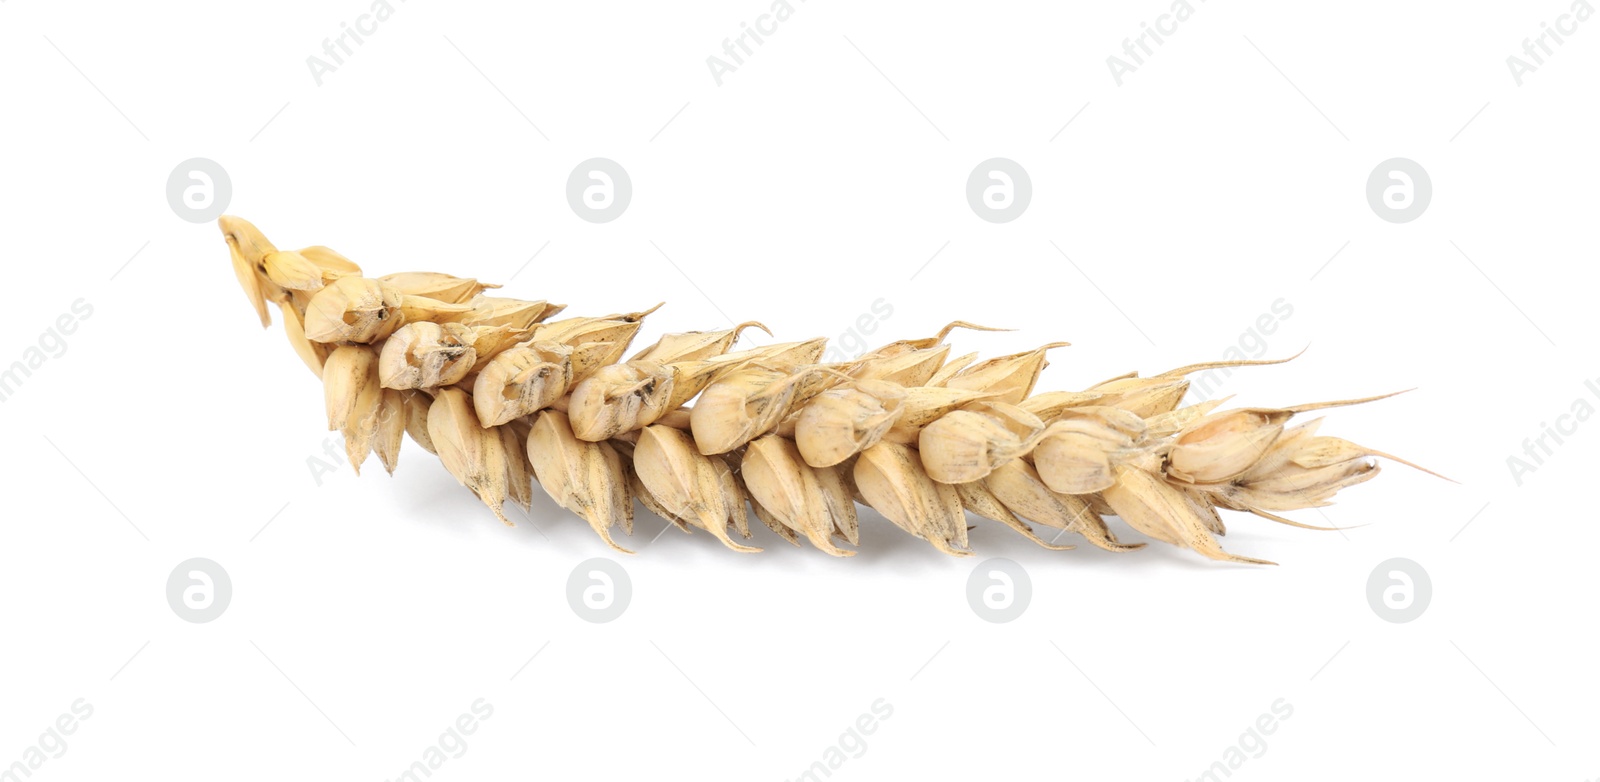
[1,1,1596,780]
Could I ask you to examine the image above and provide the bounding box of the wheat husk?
[221,215,1439,564]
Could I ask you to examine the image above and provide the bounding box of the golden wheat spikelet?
[219,215,1442,565]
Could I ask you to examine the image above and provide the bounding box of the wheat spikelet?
[220,215,1442,565]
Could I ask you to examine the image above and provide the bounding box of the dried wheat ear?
[221,215,1440,565]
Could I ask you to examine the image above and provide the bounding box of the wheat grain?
[219,215,1439,565]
